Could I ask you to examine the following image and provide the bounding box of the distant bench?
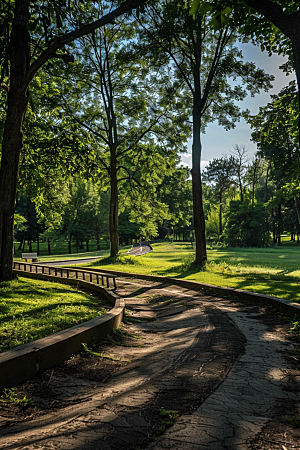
[21,252,39,262]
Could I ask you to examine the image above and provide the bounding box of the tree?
[16,73,99,231]
[138,0,273,265]
[191,0,300,140]
[202,156,236,236]
[159,166,193,241]
[249,81,300,240]
[245,156,265,208]
[58,180,104,254]
[0,0,148,281]
[244,0,300,137]
[15,196,44,254]
[230,145,249,202]
[43,7,189,257]
[223,199,268,247]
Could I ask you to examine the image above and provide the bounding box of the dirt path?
[0,277,299,449]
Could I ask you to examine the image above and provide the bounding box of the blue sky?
[181,42,296,169]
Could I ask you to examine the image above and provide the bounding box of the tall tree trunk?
[252,161,257,208]
[191,105,207,264]
[96,219,100,250]
[0,1,30,281]
[291,22,300,145]
[18,239,23,251]
[68,239,72,254]
[219,191,223,236]
[240,181,244,203]
[295,196,300,228]
[272,208,276,244]
[37,233,40,255]
[86,240,89,252]
[277,204,282,246]
[109,145,119,258]
[47,239,51,255]
[191,28,207,265]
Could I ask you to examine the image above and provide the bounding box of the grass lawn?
[0,277,109,353]
[13,250,106,263]
[13,240,110,259]
[85,242,300,303]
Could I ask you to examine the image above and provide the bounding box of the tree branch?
[24,0,148,90]
[245,0,292,38]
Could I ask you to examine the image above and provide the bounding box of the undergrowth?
[159,408,179,432]
[285,416,300,428]
[81,342,130,363]
[0,388,34,407]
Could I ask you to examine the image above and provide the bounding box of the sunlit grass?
[0,277,108,352]
[86,242,300,303]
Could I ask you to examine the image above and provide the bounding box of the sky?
[180,42,296,170]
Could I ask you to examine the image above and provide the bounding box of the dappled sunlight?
[0,277,109,352]
[1,279,296,450]
[260,331,288,343]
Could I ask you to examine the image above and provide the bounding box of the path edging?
[79,267,300,319]
[0,270,125,391]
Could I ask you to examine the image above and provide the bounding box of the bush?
[222,200,269,247]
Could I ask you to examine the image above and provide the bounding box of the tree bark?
[272,207,276,244]
[109,145,119,258]
[191,92,207,263]
[252,160,257,208]
[290,14,300,144]
[295,196,300,228]
[0,1,30,281]
[219,191,223,236]
[96,219,100,250]
[277,204,282,246]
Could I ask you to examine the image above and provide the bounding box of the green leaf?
[189,0,201,18]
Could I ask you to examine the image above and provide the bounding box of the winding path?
[0,276,299,449]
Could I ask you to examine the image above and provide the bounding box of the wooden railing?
[13,262,117,289]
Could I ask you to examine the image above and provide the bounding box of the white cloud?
[179,153,209,171]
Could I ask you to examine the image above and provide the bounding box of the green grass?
[0,277,108,353]
[13,240,111,259]
[85,242,300,303]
